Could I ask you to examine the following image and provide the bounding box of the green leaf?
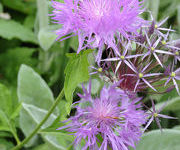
[178,5,180,26]
[149,0,160,20]
[0,145,6,150]
[41,131,74,150]
[78,77,102,95]
[24,15,36,29]
[160,0,178,19]
[173,125,180,130]
[64,50,92,113]
[0,47,36,85]
[0,109,18,145]
[2,0,36,14]
[147,79,179,102]
[154,97,180,112]
[0,3,3,13]
[10,103,22,120]
[0,110,11,131]
[19,103,58,147]
[22,103,57,129]
[70,36,79,51]
[32,143,52,150]
[136,129,180,150]
[38,27,57,51]
[160,88,179,102]
[0,132,12,138]
[18,64,56,111]
[0,19,37,43]
[0,138,14,150]
[0,83,12,116]
[0,84,18,140]
[17,64,59,146]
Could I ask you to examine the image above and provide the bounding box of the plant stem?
[11,129,21,145]
[11,88,64,150]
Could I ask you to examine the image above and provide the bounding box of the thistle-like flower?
[51,0,146,62]
[58,83,147,150]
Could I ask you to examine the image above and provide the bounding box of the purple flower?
[163,40,180,64]
[165,66,180,95]
[58,83,146,150]
[101,41,143,73]
[51,0,146,62]
[148,13,175,36]
[141,30,173,67]
[89,66,103,75]
[125,62,162,92]
[143,99,176,132]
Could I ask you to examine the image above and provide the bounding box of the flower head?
[165,66,180,95]
[58,83,146,149]
[90,16,180,94]
[143,99,176,132]
[51,0,146,62]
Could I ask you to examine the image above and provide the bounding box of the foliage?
[0,0,179,150]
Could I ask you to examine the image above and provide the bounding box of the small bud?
[170,72,176,77]
[139,73,144,78]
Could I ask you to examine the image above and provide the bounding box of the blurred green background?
[0,0,180,150]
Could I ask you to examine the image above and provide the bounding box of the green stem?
[11,129,21,145]
[11,88,64,150]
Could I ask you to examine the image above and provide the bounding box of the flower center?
[175,51,179,55]
[154,113,158,117]
[105,116,119,119]
[120,56,125,60]
[139,73,144,78]
[98,67,103,72]
[95,9,104,18]
[154,24,158,29]
[151,47,155,51]
[171,72,176,77]
[161,40,166,45]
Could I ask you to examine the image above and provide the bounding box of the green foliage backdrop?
[0,0,179,150]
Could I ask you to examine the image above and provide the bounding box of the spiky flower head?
[58,83,147,150]
[143,99,176,132]
[93,17,180,94]
[51,0,146,62]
